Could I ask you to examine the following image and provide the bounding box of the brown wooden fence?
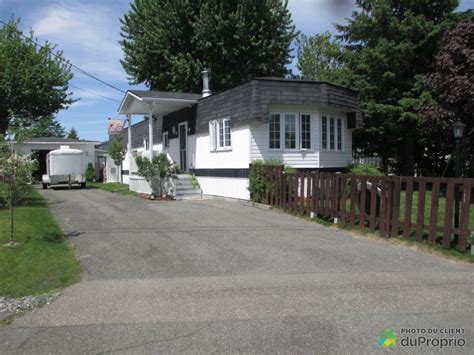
[258,166,474,252]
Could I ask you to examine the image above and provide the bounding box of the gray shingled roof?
[129,90,202,101]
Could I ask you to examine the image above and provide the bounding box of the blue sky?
[1,0,472,142]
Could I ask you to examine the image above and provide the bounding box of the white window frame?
[268,112,317,152]
[284,113,298,150]
[163,131,169,148]
[209,118,232,152]
[300,113,312,150]
[268,112,301,151]
[269,113,282,150]
[321,113,344,152]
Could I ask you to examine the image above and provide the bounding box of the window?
[163,132,169,148]
[322,116,328,149]
[210,118,231,151]
[300,114,311,149]
[329,117,335,150]
[284,114,297,149]
[337,118,342,150]
[269,114,281,149]
[322,115,343,151]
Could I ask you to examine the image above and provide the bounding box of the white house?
[111,72,361,200]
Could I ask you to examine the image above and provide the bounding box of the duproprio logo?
[379,328,398,351]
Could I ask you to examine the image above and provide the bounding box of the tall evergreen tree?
[120,0,296,93]
[336,0,458,174]
[67,127,79,140]
[0,18,75,135]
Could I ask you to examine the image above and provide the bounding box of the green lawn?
[88,182,136,196]
[0,186,81,297]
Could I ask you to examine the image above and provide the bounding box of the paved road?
[1,188,473,354]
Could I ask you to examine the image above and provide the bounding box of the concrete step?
[176,185,196,191]
[176,174,193,180]
[175,194,207,201]
[175,181,195,187]
[175,188,201,196]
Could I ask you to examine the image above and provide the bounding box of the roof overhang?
[11,140,100,145]
[118,90,200,115]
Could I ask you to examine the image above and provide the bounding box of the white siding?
[193,125,251,169]
[250,105,353,169]
[198,177,250,200]
[319,114,353,168]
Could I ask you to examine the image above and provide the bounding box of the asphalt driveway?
[1,187,473,353]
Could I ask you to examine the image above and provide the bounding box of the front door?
[178,122,187,171]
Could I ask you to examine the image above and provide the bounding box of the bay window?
[284,114,297,149]
[300,114,311,150]
[269,114,281,149]
[321,115,343,151]
[269,112,313,151]
[322,116,328,149]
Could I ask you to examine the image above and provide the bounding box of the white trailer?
[42,146,87,189]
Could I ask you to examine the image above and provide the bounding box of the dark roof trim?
[128,90,201,101]
[255,77,359,94]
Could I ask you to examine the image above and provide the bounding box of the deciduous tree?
[295,32,347,84]
[0,135,37,243]
[421,20,474,177]
[108,135,126,183]
[0,18,75,135]
[120,0,297,93]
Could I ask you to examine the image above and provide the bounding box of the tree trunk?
[10,190,14,242]
[400,136,415,176]
[0,109,9,135]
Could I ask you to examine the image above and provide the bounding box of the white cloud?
[32,2,126,83]
[288,0,357,35]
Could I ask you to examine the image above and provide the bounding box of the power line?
[0,19,127,94]
[69,84,121,103]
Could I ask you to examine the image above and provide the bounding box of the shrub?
[248,159,282,203]
[135,153,178,196]
[349,163,383,176]
[284,165,297,174]
[85,163,95,182]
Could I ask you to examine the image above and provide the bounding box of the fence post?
[359,176,367,229]
[428,179,441,244]
[369,176,378,233]
[403,177,414,238]
[340,175,347,225]
[390,176,401,237]
[443,180,455,248]
[349,175,357,226]
[458,181,472,252]
[415,178,426,242]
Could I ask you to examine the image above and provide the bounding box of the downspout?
[127,114,132,154]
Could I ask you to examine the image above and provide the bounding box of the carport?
[12,137,100,181]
